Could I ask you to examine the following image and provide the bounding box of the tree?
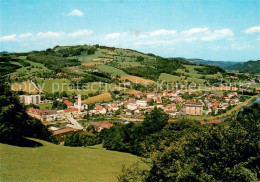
[0,79,53,144]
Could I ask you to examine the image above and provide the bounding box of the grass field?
[97,64,129,76]
[0,138,147,182]
[159,73,182,82]
[35,79,119,95]
[10,60,50,79]
[176,65,222,81]
[39,103,53,110]
[82,92,112,103]
[250,84,260,88]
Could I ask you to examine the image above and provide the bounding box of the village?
[18,85,258,144]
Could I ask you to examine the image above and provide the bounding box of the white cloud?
[244,26,260,34]
[19,33,33,38]
[106,33,121,39]
[150,29,177,37]
[183,27,209,35]
[201,29,233,41]
[37,31,62,38]
[68,29,93,37]
[0,34,16,41]
[66,9,84,17]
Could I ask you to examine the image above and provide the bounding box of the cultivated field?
[0,139,147,181]
[11,81,38,93]
[121,75,155,84]
[82,92,112,103]
[81,62,104,67]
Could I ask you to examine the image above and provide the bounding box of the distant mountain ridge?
[225,60,260,75]
[187,58,242,70]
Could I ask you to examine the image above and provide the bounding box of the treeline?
[122,57,188,80]
[0,79,56,145]
[0,62,21,76]
[103,108,169,155]
[101,101,260,181]
[0,55,31,76]
[56,46,96,57]
[117,102,260,181]
[64,131,102,147]
[195,65,226,74]
[27,49,81,72]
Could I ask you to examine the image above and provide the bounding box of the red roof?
[53,127,78,136]
[101,122,113,129]
[95,106,104,110]
[64,100,73,106]
[64,108,78,112]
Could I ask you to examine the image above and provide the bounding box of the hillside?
[225,60,260,74]
[1,44,228,85]
[187,58,241,70]
[0,138,147,181]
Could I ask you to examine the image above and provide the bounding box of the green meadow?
[1,139,147,182]
[97,64,129,76]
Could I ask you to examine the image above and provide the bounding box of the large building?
[19,95,41,105]
[184,101,203,115]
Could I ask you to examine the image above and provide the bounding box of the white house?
[136,99,147,107]
[127,103,138,110]
[94,106,107,114]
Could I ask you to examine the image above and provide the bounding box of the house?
[168,112,177,118]
[231,98,239,103]
[136,99,147,107]
[127,103,138,110]
[122,82,131,86]
[146,93,156,99]
[52,127,78,144]
[64,100,74,108]
[125,110,132,116]
[64,108,79,117]
[27,107,63,122]
[108,103,119,111]
[94,106,107,114]
[184,101,203,115]
[19,95,41,105]
[156,99,162,104]
[228,92,237,98]
[88,122,113,132]
[224,97,230,102]
[164,104,176,113]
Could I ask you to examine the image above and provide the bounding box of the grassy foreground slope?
[1,139,147,182]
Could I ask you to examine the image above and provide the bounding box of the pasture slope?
[0,138,147,182]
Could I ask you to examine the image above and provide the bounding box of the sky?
[0,0,259,61]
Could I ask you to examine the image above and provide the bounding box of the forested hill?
[225,60,260,75]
